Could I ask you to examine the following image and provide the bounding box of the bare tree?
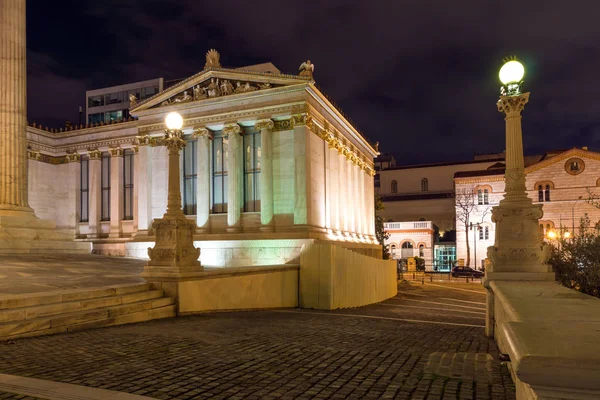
[454,187,489,267]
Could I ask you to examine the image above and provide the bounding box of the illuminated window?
[391,180,398,193]
[183,139,197,215]
[484,189,489,205]
[421,178,428,191]
[243,130,261,212]
[477,189,483,205]
[80,156,89,222]
[211,132,228,213]
[123,149,134,220]
[419,244,424,257]
[101,152,111,221]
[401,241,414,258]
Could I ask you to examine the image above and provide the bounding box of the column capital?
[192,127,214,140]
[497,93,530,116]
[64,153,80,163]
[88,149,102,159]
[135,135,152,146]
[223,123,242,137]
[27,150,41,161]
[254,119,274,131]
[110,147,123,157]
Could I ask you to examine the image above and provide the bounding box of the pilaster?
[109,147,123,238]
[224,123,242,232]
[293,124,309,225]
[193,127,212,233]
[256,119,275,231]
[63,153,81,231]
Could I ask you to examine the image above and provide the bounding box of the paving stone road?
[0,282,515,400]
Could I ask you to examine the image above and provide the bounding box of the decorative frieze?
[64,153,80,163]
[27,149,75,165]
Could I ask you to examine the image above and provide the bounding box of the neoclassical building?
[454,147,600,269]
[26,51,379,266]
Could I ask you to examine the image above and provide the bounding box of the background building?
[86,78,164,124]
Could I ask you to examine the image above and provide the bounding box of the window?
[401,241,414,259]
[419,244,424,257]
[545,185,551,202]
[211,131,228,213]
[421,178,428,191]
[484,226,489,240]
[243,130,261,212]
[479,227,484,240]
[80,156,89,222]
[539,224,544,238]
[477,189,483,205]
[484,189,489,205]
[101,152,110,221]
[123,149,134,220]
[391,180,398,193]
[182,139,197,215]
[538,185,544,202]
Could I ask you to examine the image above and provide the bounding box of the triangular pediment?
[525,148,600,175]
[130,67,311,113]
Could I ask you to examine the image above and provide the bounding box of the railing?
[384,221,433,230]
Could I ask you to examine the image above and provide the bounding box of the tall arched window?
[391,180,398,193]
[419,244,424,257]
[545,185,551,202]
[484,226,489,240]
[483,189,489,205]
[477,189,483,205]
[538,185,544,202]
[401,241,414,258]
[421,178,428,191]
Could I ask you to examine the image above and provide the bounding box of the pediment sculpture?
[159,78,274,107]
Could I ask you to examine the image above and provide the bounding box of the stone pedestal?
[0,0,89,254]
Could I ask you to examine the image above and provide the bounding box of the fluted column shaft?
[0,0,29,211]
[225,124,242,232]
[193,129,211,232]
[256,120,274,231]
[497,93,530,204]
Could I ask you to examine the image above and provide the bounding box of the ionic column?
[63,153,81,231]
[193,127,211,233]
[109,147,123,238]
[224,123,242,232]
[346,156,354,235]
[338,150,347,233]
[88,150,102,238]
[134,137,153,236]
[328,145,340,232]
[255,119,275,231]
[0,0,30,213]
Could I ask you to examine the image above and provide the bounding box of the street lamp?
[143,111,202,281]
[499,59,525,96]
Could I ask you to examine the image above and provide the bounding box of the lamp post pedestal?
[485,93,553,282]
[142,129,203,291]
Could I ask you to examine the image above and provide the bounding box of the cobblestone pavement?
[0,392,43,400]
[0,282,515,399]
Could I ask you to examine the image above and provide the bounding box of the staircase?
[0,283,176,340]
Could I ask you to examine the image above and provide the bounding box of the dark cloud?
[27,1,600,164]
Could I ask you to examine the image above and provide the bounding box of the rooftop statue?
[129,93,137,106]
[205,49,221,69]
[299,60,314,78]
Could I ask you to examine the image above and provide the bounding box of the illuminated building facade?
[26,52,379,266]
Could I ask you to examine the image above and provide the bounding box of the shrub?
[548,215,600,298]
[414,257,426,272]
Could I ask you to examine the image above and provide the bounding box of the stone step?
[1,305,176,341]
[0,283,152,310]
[0,287,164,323]
[0,296,175,340]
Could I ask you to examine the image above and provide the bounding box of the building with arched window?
[454,148,600,269]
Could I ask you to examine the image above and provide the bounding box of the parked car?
[451,266,484,278]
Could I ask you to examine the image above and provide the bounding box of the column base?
[226,226,241,233]
[259,225,274,233]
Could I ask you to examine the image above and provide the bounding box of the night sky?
[27,1,600,165]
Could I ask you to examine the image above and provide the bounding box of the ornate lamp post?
[142,112,202,283]
[484,58,553,335]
